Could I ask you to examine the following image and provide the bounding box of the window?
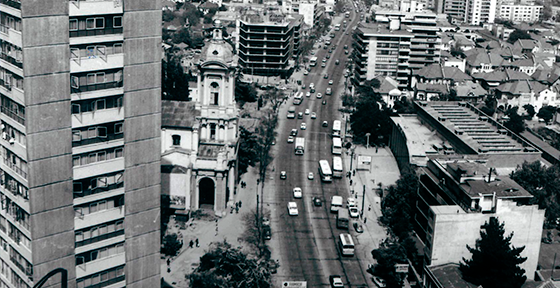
[71,76,79,89]
[114,43,123,54]
[97,151,106,162]
[70,19,78,31]
[73,182,82,194]
[75,232,83,242]
[97,126,107,138]
[115,148,123,158]
[210,124,216,140]
[172,135,181,146]
[210,82,220,105]
[96,99,105,110]
[113,16,122,28]
[115,123,123,134]
[72,157,80,167]
[72,104,80,114]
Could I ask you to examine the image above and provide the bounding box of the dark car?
[290,129,298,136]
[280,171,287,179]
[313,197,323,206]
[263,226,271,240]
[322,100,327,105]
[322,121,328,127]
[353,222,364,233]
[324,74,329,79]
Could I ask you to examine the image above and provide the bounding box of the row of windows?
[8,243,32,279]
[2,122,25,147]
[72,123,123,142]
[75,219,124,246]
[71,69,123,89]
[0,258,30,288]
[71,43,123,60]
[0,170,27,201]
[0,67,23,91]
[76,242,124,265]
[0,194,28,231]
[73,171,124,197]
[69,16,123,31]
[0,94,24,125]
[0,14,20,32]
[72,95,123,114]
[72,147,123,167]
[76,265,125,288]
[0,41,22,66]
[7,222,29,251]
[74,195,124,218]
[1,147,26,179]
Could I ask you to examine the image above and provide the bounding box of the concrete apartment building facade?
[236,8,303,79]
[351,22,413,89]
[0,0,161,287]
[416,158,544,279]
[435,0,496,24]
[498,3,543,23]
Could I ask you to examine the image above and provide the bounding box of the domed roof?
[202,20,235,65]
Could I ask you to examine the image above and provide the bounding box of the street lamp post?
[365,132,371,149]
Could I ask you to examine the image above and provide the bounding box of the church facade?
[161,20,238,216]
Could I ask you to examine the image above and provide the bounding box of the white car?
[309,83,315,89]
[287,136,295,143]
[305,109,310,115]
[311,112,317,119]
[300,123,307,130]
[304,70,309,75]
[329,80,334,85]
[349,206,359,218]
[347,198,357,207]
[288,202,299,216]
[372,276,387,288]
[317,93,323,99]
[293,187,302,198]
[308,172,314,180]
[306,91,311,97]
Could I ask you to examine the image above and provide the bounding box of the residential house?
[415,83,449,101]
[198,1,219,14]
[372,75,403,107]
[513,39,540,55]
[412,63,472,88]
[442,54,467,72]
[454,34,476,51]
[471,68,532,89]
[504,56,537,75]
[531,67,560,86]
[495,80,557,112]
[454,80,487,102]
[464,48,506,74]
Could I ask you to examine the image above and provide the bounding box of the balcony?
[73,157,124,180]
[76,252,125,279]
[85,276,125,288]
[0,25,22,48]
[74,185,124,206]
[75,231,124,251]
[75,205,124,231]
[70,53,123,74]
[0,244,32,287]
[2,157,26,180]
[72,81,123,95]
[72,132,123,148]
[0,52,22,70]
[238,42,288,49]
[72,107,124,129]
[0,0,20,10]
[0,106,24,127]
[69,0,123,16]
[69,28,124,46]
[0,134,26,162]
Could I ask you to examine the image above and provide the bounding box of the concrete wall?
[430,201,545,280]
[123,0,161,286]
[21,0,76,286]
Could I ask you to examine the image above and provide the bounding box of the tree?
[181,3,202,27]
[504,107,525,134]
[450,43,464,58]
[241,209,271,259]
[237,127,260,180]
[161,233,183,257]
[235,81,258,105]
[460,217,527,288]
[261,88,285,114]
[349,94,391,146]
[299,39,314,59]
[188,240,272,288]
[507,29,531,44]
[379,171,418,240]
[334,1,345,13]
[537,105,557,123]
[162,58,190,101]
[371,239,408,288]
[522,104,536,119]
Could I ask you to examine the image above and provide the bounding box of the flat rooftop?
[391,115,447,166]
[417,101,539,154]
[356,22,413,36]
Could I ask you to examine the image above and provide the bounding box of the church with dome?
[161,20,239,217]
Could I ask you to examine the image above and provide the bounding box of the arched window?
[172,135,181,146]
[210,124,216,140]
[210,82,219,105]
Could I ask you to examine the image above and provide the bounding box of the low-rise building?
[495,80,558,112]
[498,3,543,23]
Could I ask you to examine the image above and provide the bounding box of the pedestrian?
[195,238,199,247]
[350,179,353,186]
[167,258,171,266]
[239,200,242,208]
[189,240,194,248]
[235,202,239,209]
[364,217,367,223]
[368,204,371,211]
[353,170,355,176]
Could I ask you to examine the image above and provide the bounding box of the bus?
[318,160,333,182]
[293,92,303,105]
[295,137,305,155]
[331,195,343,213]
[332,137,342,155]
[310,57,318,67]
[332,120,341,137]
[337,209,349,229]
[332,156,343,178]
[339,233,355,256]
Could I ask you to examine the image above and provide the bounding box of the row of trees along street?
[348,81,531,287]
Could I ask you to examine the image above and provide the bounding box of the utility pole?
[365,132,371,149]
[361,184,366,218]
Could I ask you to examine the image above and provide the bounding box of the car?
[324,45,328,49]
[306,92,311,97]
[262,217,271,226]
[310,87,316,93]
[322,58,327,63]
[344,45,348,49]
[324,74,329,79]
[287,136,295,143]
[329,275,344,288]
[328,49,333,54]
[326,54,331,59]
[290,129,298,136]
[263,226,271,240]
[349,206,359,218]
[347,198,357,207]
[326,88,332,95]
[304,70,309,75]
[317,93,323,99]
[353,222,364,233]
[298,112,303,119]
[302,84,306,89]
[372,276,387,288]
[329,80,334,85]
[322,121,328,127]
[322,63,326,68]
[293,187,302,198]
[311,112,317,119]
[309,83,315,89]
[308,172,314,180]
[271,140,275,145]
[346,31,349,35]
[305,109,310,115]
[345,50,349,54]
[322,100,327,105]
[300,122,307,130]
[335,60,340,65]
[313,197,323,206]
[287,202,299,216]
[280,171,287,179]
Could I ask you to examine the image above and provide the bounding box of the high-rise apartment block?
[351,21,413,89]
[0,0,161,287]
[498,3,542,23]
[236,8,303,78]
[435,0,496,24]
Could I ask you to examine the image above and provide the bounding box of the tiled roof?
[496,80,548,94]
[454,80,487,97]
[162,100,199,128]
[508,57,534,67]
[518,39,538,49]
[416,83,448,93]
[415,64,472,81]
[472,69,532,82]
[373,75,399,94]
[465,48,505,67]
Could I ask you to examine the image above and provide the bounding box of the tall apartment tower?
[0,1,161,287]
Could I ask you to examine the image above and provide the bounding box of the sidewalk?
[161,166,261,287]
[341,145,401,267]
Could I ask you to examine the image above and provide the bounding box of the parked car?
[329,275,344,288]
[308,172,314,180]
[313,197,322,206]
[353,222,364,233]
[280,171,287,179]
